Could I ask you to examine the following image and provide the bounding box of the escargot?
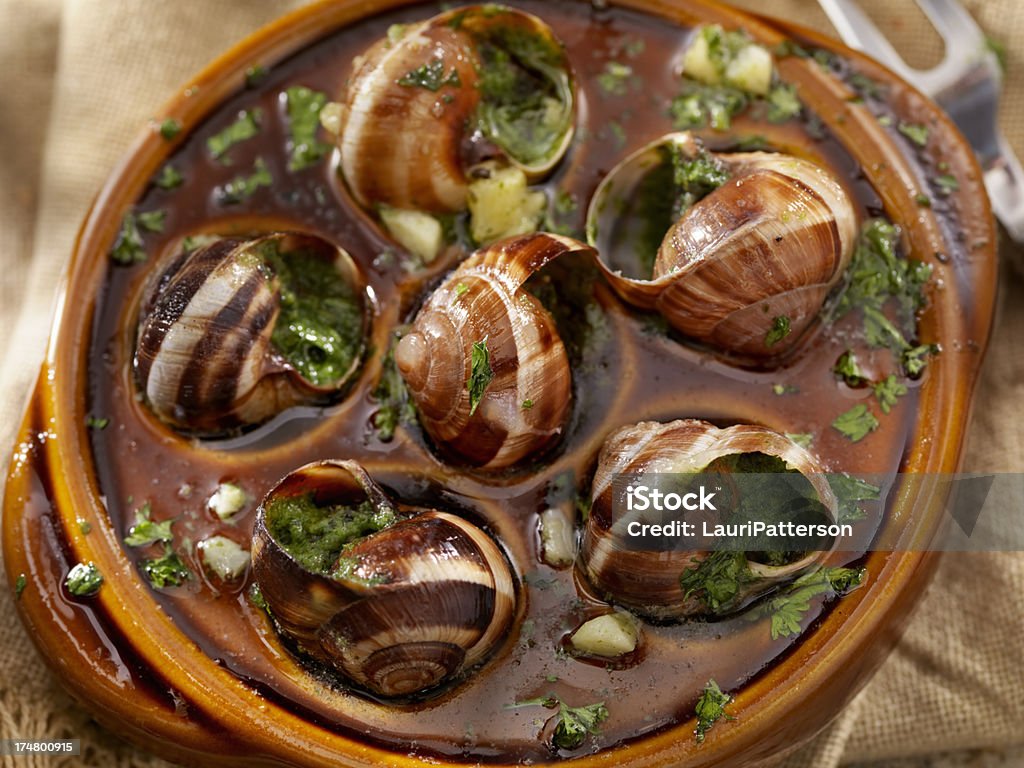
[333,5,575,254]
[394,232,591,469]
[134,232,368,434]
[251,460,516,697]
[577,419,838,621]
[586,132,858,360]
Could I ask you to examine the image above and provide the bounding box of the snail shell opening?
[251,460,517,697]
[577,419,838,622]
[335,5,576,257]
[133,232,370,435]
[585,132,858,363]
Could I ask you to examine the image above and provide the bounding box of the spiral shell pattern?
[577,419,838,621]
[134,233,366,434]
[587,133,858,361]
[251,460,517,697]
[338,5,575,215]
[395,232,591,469]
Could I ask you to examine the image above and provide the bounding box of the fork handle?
[984,133,1024,245]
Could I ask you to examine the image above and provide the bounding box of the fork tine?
[818,0,915,80]
[914,0,986,49]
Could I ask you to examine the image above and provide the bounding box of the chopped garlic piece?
[208,482,246,520]
[569,612,640,658]
[468,166,546,245]
[379,205,443,263]
[198,536,250,581]
[725,44,772,96]
[539,508,575,567]
[319,101,345,136]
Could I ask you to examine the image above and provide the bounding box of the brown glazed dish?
[2,0,996,766]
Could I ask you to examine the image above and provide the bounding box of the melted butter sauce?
[79,1,933,761]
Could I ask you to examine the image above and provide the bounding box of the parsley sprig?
[511,695,609,751]
[694,679,735,743]
[468,338,494,415]
[753,566,865,640]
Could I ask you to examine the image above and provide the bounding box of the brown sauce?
[78,1,940,761]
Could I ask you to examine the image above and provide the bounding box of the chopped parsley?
[65,562,103,597]
[834,219,934,376]
[832,403,879,442]
[123,502,174,547]
[372,337,417,442]
[158,118,181,140]
[755,566,865,639]
[903,343,938,377]
[597,61,633,96]
[78,519,92,535]
[397,57,462,91]
[511,695,609,751]
[468,338,494,416]
[140,547,191,588]
[680,550,752,614]
[474,23,572,168]
[833,350,865,386]
[215,157,272,205]
[14,573,26,600]
[694,680,734,743]
[764,84,801,123]
[110,210,165,264]
[873,375,908,413]
[914,193,931,207]
[259,238,363,386]
[85,415,109,430]
[155,164,183,190]
[773,383,797,396]
[207,109,262,162]
[934,173,959,196]
[284,86,331,171]
[764,315,791,347]
[828,473,881,524]
[897,122,929,147]
[670,81,748,131]
[522,398,534,409]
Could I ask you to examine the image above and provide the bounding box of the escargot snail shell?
[586,132,857,360]
[577,419,838,621]
[134,232,367,434]
[338,5,575,213]
[251,460,517,697]
[394,232,592,469]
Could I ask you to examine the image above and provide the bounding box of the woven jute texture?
[1,1,1021,766]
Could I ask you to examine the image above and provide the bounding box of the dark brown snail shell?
[251,460,517,697]
[577,419,838,621]
[586,133,858,360]
[133,232,368,434]
[394,232,592,469]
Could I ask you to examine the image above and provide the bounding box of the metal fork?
[818,0,1024,243]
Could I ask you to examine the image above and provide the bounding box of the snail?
[134,232,368,434]
[586,132,858,360]
[394,232,591,469]
[251,460,517,697]
[576,419,838,621]
[332,5,575,255]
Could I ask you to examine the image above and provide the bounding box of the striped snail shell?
[338,5,575,214]
[134,232,368,434]
[394,232,591,469]
[586,132,857,361]
[251,460,517,697]
[577,419,838,622]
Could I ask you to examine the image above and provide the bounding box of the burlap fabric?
[0,1,1021,766]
